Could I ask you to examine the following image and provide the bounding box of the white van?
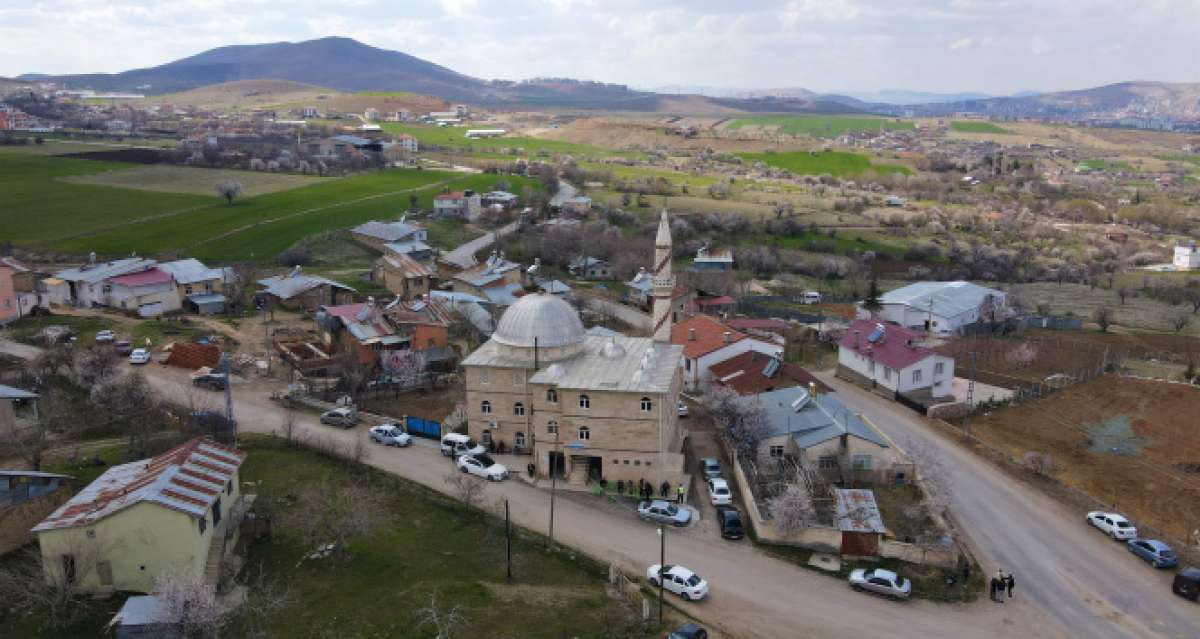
[441,433,486,458]
[802,291,822,304]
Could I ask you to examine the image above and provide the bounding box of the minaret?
[652,209,675,342]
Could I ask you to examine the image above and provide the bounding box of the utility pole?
[220,353,236,445]
[657,524,665,626]
[505,499,512,580]
[964,351,977,437]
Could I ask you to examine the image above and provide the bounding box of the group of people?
[630,480,687,504]
[990,570,1016,602]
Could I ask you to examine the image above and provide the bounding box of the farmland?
[62,163,329,196]
[725,115,915,138]
[949,121,1012,134]
[968,376,1200,543]
[379,122,636,158]
[739,150,912,177]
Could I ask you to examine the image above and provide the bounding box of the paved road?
[584,297,651,331]
[440,220,520,270]
[818,374,1199,639]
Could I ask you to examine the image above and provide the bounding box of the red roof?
[436,191,465,200]
[708,350,832,396]
[671,314,746,359]
[839,319,936,370]
[164,343,221,370]
[324,302,369,321]
[107,268,173,287]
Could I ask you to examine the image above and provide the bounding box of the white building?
[106,268,181,317]
[837,320,955,398]
[464,129,506,139]
[864,281,1007,335]
[670,314,784,391]
[1174,242,1200,270]
[434,190,482,221]
[53,257,158,308]
[392,134,418,153]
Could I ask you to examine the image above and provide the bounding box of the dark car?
[716,505,745,540]
[667,623,708,639]
[113,340,133,356]
[192,373,228,391]
[1174,567,1200,601]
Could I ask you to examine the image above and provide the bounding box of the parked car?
[368,423,412,447]
[848,568,911,600]
[113,340,133,356]
[646,564,709,601]
[1087,511,1138,540]
[95,330,116,344]
[192,373,228,391]
[677,401,689,417]
[638,500,691,527]
[128,348,151,365]
[707,477,733,506]
[456,454,508,481]
[440,433,486,458]
[699,457,721,480]
[1173,567,1200,601]
[1128,539,1178,569]
[320,407,359,428]
[715,506,744,540]
[667,623,708,639]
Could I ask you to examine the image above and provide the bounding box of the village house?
[53,256,158,307]
[351,218,428,254]
[560,195,593,216]
[384,297,455,371]
[392,134,418,152]
[1174,241,1200,270]
[726,318,791,341]
[689,246,734,272]
[258,267,356,312]
[462,211,686,487]
[452,252,524,307]
[568,256,612,280]
[671,314,784,391]
[708,351,828,396]
[317,301,405,369]
[31,438,245,594]
[626,269,694,317]
[744,385,908,485]
[156,258,226,314]
[1,257,44,318]
[434,190,482,221]
[373,252,434,300]
[481,191,518,209]
[837,319,955,400]
[865,280,1007,335]
[689,294,737,318]
[106,268,181,317]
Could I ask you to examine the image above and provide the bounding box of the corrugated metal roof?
[879,281,1005,318]
[33,438,244,531]
[158,258,222,285]
[258,271,356,299]
[383,239,433,256]
[0,383,38,399]
[54,258,157,284]
[481,282,523,306]
[0,470,70,479]
[538,279,571,295]
[742,386,888,449]
[354,220,421,242]
[107,268,173,287]
[834,489,886,533]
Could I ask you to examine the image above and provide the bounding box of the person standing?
[1006,573,1015,599]
[676,484,686,504]
[988,578,997,602]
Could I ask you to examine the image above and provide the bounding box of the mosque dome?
[492,293,586,349]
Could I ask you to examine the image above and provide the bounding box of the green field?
[62,164,330,197]
[1079,159,1136,172]
[726,115,915,138]
[378,122,637,158]
[739,150,912,177]
[950,121,1012,134]
[577,161,721,187]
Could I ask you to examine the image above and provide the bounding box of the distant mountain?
[22,37,864,114]
[895,81,1200,120]
[841,89,994,105]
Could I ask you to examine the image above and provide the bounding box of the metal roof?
[538,279,572,295]
[521,336,682,393]
[110,595,175,628]
[354,220,422,242]
[383,239,433,256]
[258,269,356,299]
[0,383,38,399]
[107,268,173,288]
[879,281,1005,318]
[834,489,886,533]
[186,293,227,305]
[54,257,157,285]
[742,386,889,449]
[481,282,523,306]
[0,470,69,479]
[33,438,244,531]
[158,258,222,285]
[492,293,584,348]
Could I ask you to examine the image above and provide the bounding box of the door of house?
[212,496,222,528]
[840,532,879,557]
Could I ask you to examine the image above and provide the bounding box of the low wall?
[879,539,958,569]
[728,449,843,551]
[927,402,969,420]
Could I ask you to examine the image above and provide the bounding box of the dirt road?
[441,220,520,269]
[818,374,1199,639]
[583,297,651,332]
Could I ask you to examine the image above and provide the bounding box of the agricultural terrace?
[967,376,1200,544]
[379,123,639,159]
[949,121,1012,134]
[725,115,915,137]
[62,164,329,196]
[740,150,912,177]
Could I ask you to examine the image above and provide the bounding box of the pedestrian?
[660,481,670,498]
[676,484,685,504]
[989,577,1001,602]
[962,562,971,582]
[1005,573,1015,599]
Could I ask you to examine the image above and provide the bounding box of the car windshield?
[665,505,678,515]
[475,454,495,467]
[1116,521,1132,528]
[465,438,478,448]
[686,575,702,586]
[704,461,718,470]
[715,487,729,495]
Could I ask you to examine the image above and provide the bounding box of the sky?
[1,0,1198,94]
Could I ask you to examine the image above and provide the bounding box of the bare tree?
[442,402,467,434]
[901,438,951,518]
[30,344,74,378]
[1093,306,1113,333]
[279,480,385,562]
[74,345,119,388]
[0,533,108,627]
[215,181,243,206]
[1022,451,1057,477]
[443,469,487,510]
[705,385,771,461]
[153,568,231,639]
[414,591,469,639]
[768,484,817,533]
[91,371,162,458]
[1116,287,1131,305]
[1169,309,1191,334]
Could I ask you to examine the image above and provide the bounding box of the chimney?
[854,330,860,349]
[722,331,731,344]
[808,381,817,399]
[688,328,696,341]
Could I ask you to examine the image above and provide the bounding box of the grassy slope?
[739,151,913,177]
[950,121,1012,134]
[0,152,211,244]
[726,115,915,137]
[61,164,330,197]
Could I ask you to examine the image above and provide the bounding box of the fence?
[736,296,827,324]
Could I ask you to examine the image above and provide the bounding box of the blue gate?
[405,415,442,440]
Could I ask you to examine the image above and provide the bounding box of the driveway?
[441,220,520,269]
[817,373,1199,639]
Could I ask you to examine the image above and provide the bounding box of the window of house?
[61,555,76,586]
[634,460,641,466]
[852,455,874,470]
[481,400,492,414]
[818,455,838,469]
[515,432,526,448]
[479,370,489,384]
[481,431,493,445]
[226,481,232,495]
[884,367,892,380]
[198,515,207,534]
[640,397,652,412]
[579,426,591,440]
[623,459,629,465]
[579,394,590,409]
[912,369,923,383]
[546,389,558,403]
[685,359,692,371]
[547,421,558,435]
[868,360,875,373]
[514,402,525,416]
[184,285,193,295]
[934,362,945,375]
[769,445,785,458]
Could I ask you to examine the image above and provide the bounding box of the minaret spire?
[652,210,675,342]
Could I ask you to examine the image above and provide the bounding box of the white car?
[95,329,116,344]
[368,423,412,447]
[456,454,508,481]
[848,568,911,599]
[1087,511,1138,540]
[707,478,732,506]
[129,348,151,365]
[440,433,486,458]
[646,564,709,601]
[677,402,689,417]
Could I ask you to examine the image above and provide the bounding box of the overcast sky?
[2,0,1197,94]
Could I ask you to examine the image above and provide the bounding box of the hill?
[146,79,447,113]
[897,81,1200,120]
[23,36,865,114]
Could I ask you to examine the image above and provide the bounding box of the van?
[802,291,822,304]
[441,433,486,458]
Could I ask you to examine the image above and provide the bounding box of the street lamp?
[656,524,665,626]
